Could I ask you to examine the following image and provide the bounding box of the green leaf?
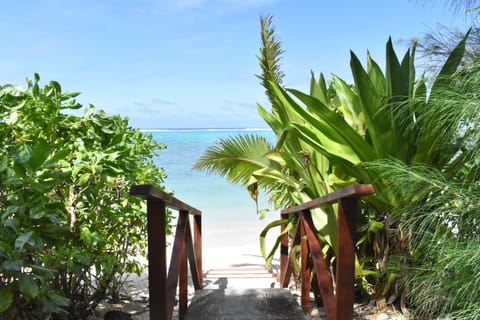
[78,173,90,185]
[31,265,57,279]
[2,205,21,220]
[27,142,51,171]
[50,80,62,93]
[15,231,34,250]
[0,286,13,312]
[260,218,293,266]
[431,28,471,94]
[0,156,8,172]
[284,86,375,162]
[2,259,23,272]
[30,206,47,219]
[309,72,329,105]
[48,293,70,307]
[80,227,101,247]
[19,274,39,299]
[385,37,409,99]
[350,51,386,155]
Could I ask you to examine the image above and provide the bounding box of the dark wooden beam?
[281,184,373,215]
[130,184,201,215]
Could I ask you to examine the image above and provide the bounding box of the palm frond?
[192,134,275,186]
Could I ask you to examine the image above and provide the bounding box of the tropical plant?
[0,75,168,319]
[195,13,477,316]
[193,15,341,264]
[195,17,376,304]
[362,50,480,318]
[365,160,480,319]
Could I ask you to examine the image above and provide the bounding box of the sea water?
[147,128,277,249]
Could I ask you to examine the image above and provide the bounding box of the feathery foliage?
[192,134,274,185]
[365,158,480,319]
[256,14,285,106]
[363,49,480,317]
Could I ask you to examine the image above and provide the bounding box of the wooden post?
[129,185,203,320]
[336,198,357,320]
[146,198,167,320]
[179,211,189,319]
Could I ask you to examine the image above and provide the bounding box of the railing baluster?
[300,214,311,313]
[187,219,201,290]
[193,214,202,288]
[280,213,289,286]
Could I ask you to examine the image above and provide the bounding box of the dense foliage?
[368,58,480,318]
[0,75,168,319]
[195,14,480,318]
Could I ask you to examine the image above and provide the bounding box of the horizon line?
[140,127,273,132]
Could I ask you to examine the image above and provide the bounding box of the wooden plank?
[130,184,201,215]
[187,217,202,290]
[281,184,373,215]
[302,212,336,320]
[166,211,188,320]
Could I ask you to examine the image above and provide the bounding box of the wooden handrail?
[130,184,202,320]
[280,184,374,320]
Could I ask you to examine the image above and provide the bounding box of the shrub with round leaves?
[0,74,169,319]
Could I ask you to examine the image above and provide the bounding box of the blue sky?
[0,1,470,129]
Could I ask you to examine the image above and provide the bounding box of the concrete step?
[203,267,279,289]
[183,288,306,320]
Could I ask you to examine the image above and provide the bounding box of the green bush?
[0,74,168,319]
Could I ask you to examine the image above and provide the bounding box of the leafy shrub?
[0,74,168,319]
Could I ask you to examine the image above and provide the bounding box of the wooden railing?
[130,185,202,320]
[280,184,374,320]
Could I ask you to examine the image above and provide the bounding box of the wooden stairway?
[130,184,375,320]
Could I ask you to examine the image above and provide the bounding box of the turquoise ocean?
[147,129,276,249]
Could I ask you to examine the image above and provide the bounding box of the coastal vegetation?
[0,2,479,319]
[194,11,480,319]
[0,75,168,319]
